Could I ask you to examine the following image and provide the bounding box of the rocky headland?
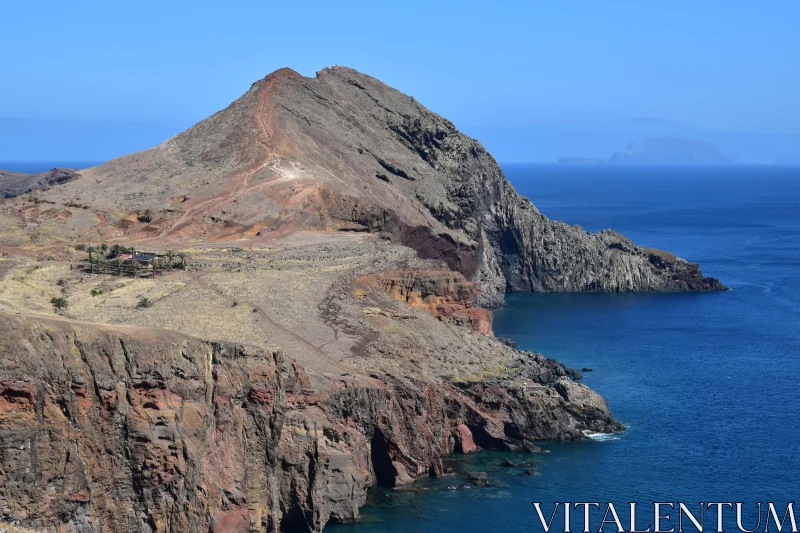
[0,66,724,532]
[0,167,77,199]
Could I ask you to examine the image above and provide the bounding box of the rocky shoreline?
[0,311,619,532]
[0,65,723,533]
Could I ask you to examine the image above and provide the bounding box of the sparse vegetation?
[110,244,128,256]
[85,245,100,273]
[77,244,170,278]
[90,289,104,297]
[166,250,176,271]
[152,258,163,277]
[136,297,152,308]
[50,296,68,310]
[113,257,124,276]
[137,209,154,223]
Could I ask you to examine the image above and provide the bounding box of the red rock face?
[357,269,493,334]
[0,313,620,532]
[457,423,478,453]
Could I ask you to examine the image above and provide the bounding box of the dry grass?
[0,523,42,533]
[0,232,516,391]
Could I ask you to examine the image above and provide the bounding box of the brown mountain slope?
[33,66,724,304]
[0,167,76,198]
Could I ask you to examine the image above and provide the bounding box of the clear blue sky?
[2,0,798,162]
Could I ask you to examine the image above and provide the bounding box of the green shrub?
[90,289,104,297]
[136,297,152,308]
[50,297,68,310]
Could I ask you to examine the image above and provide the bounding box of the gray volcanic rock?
[609,137,733,165]
[0,167,77,198]
[44,67,725,307]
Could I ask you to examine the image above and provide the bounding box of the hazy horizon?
[2,1,798,163]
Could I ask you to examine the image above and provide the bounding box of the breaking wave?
[582,430,620,441]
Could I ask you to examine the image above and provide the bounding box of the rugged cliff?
[0,312,618,532]
[27,67,724,307]
[0,66,726,532]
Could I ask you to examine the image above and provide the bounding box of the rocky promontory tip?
[26,65,725,305]
[0,167,77,198]
[0,64,725,532]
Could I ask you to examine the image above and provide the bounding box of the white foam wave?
[582,430,620,441]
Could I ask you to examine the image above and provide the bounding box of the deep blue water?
[330,164,800,532]
[0,161,101,172]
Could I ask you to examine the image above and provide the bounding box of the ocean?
[328,164,800,532]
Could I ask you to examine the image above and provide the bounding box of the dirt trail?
[188,271,371,390]
[5,310,168,334]
[158,76,285,239]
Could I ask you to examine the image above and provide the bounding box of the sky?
[2,0,799,163]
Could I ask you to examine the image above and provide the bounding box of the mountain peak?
[11,67,724,301]
[260,66,304,84]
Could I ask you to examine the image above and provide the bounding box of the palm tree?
[130,261,140,278]
[100,242,109,257]
[98,258,107,275]
[86,246,97,274]
[113,258,124,276]
[165,250,176,271]
[177,252,187,270]
[151,258,161,278]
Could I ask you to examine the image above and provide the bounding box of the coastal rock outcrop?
[356,268,493,334]
[0,312,619,532]
[0,66,724,533]
[27,67,725,307]
[0,167,77,199]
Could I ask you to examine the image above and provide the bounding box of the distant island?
[557,157,606,165]
[608,137,733,164]
[556,137,734,165]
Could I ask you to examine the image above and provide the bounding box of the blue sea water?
[329,164,800,532]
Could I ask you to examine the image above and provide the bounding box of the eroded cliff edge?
[0,311,618,532]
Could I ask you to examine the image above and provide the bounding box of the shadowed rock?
[0,167,77,198]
